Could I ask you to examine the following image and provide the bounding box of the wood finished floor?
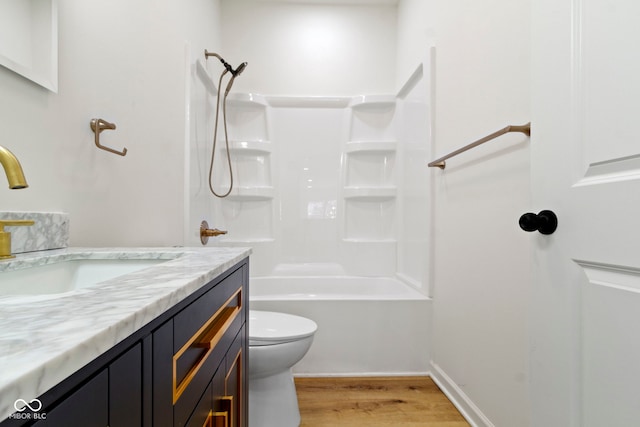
[295,377,470,427]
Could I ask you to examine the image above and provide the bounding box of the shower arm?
[204,49,224,62]
[204,50,235,74]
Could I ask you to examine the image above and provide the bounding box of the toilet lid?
[249,310,317,344]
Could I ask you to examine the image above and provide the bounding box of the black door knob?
[519,210,558,235]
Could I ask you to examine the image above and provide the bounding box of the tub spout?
[0,146,28,189]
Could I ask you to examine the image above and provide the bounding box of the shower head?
[232,62,248,77]
[224,62,248,96]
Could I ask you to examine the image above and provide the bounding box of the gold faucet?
[0,220,35,259]
[0,145,32,258]
[0,145,28,189]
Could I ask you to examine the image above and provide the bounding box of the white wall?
[221,0,397,95]
[0,0,222,247]
[397,1,531,426]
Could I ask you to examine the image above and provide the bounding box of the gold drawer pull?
[194,306,241,350]
[203,410,228,427]
[202,396,233,427]
[173,289,242,403]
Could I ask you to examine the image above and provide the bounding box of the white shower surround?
[203,60,432,374]
[210,61,431,282]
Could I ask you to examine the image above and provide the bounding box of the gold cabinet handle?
[200,220,227,245]
[203,410,227,427]
[194,304,241,350]
[173,289,242,403]
[203,396,233,427]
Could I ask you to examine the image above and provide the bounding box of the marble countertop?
[0,246,251,421]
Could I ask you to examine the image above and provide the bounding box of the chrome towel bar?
[428,122,530,169]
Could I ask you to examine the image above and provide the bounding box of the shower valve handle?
[519,210,558,235]
[200,220,227,245]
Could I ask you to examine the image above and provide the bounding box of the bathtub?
[249,275,431,376]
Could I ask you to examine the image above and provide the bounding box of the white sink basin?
[0,258,167,296]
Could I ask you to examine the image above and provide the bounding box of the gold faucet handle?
[0,220,34,259]
[200,220,227,245]
[0,219,35,232]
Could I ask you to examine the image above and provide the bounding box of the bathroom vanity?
[0,247,250,427]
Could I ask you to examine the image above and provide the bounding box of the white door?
[531,0,640,426]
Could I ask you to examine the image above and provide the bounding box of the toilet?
[248,310,317,427]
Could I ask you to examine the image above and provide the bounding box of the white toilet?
[248,310,317,427]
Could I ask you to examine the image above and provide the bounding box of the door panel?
[531,0,640,425]
[580,263,640,425]
[582,0,640,163]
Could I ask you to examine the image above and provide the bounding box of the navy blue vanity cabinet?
[0,258,249,427]
[156,264,248,427]
[27,341,142,427]
[32,370,108,427]
[109,342,143,427]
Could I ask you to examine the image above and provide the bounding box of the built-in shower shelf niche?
[226,92,268,107]
[349,94,396,109]
[220,141,272,187]
[214,154,272,188]
[348,95,396,142]
[224,186,275,201]
[345,149,396,188]
[344,141,396,153]
[210,92,274,245]
[217,139,273,189]
[341,95,398,247]
[225,140,272,154]
[343,187,397,200]
[225,93,269,143]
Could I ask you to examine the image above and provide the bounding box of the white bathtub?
[249,276,431,376]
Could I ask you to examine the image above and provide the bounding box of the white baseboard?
[429,362,495,427]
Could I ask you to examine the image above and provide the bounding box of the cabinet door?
[185,383,212,427]
[109,343,142,427]
[224,328,245,427]
[152,319,174,427]
[33,370,108,427]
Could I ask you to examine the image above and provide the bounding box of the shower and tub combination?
[196,53,432,425]
[204,60,432,368]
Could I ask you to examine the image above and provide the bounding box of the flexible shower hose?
[208,70,234,198]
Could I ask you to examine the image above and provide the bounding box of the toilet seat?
[249,310,318,346]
